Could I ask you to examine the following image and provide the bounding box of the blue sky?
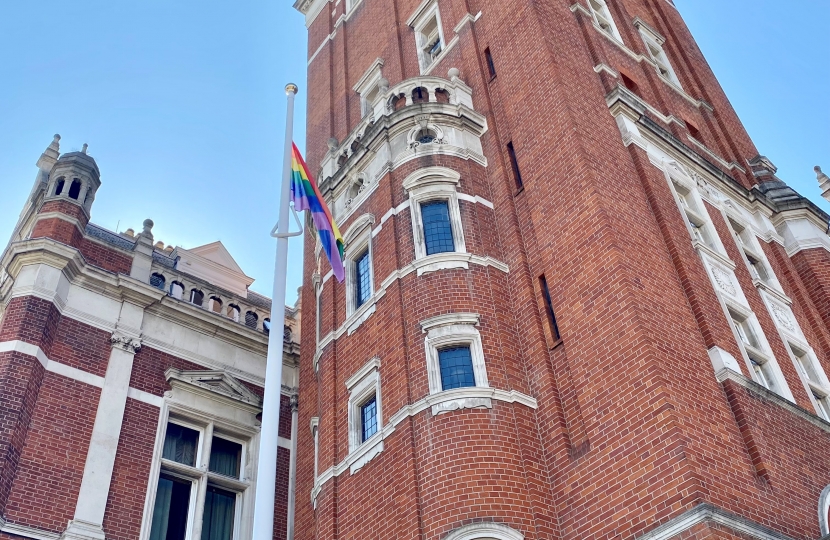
[0,1,827,303]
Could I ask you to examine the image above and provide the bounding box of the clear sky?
[1,1,827,304]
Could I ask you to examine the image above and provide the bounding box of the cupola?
[43,143,101,217]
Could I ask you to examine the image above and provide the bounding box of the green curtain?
[149,475,192,540]
[162,424,199,467]
[149,477,173,540]
[208,437,241,478]
[201,487,236,540]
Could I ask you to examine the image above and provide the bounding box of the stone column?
[286,395,299,540]
[63,302,144,540]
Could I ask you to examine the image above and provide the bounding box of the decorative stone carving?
[771,303,795,332]
[110,333,142,354]
[711,266,736,296]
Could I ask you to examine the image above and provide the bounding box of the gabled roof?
[188,241,245,274]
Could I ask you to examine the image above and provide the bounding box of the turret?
[31,143,101,248]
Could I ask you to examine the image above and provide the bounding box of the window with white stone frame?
[345,357,383,473]
[141,370,262,540]
[354,59,384,119]
[402,167,467,275]
[788,342,830,421]
[671,180,725,255]
[727,218,777,287]
[343,214,375,319]
[587,0,622,42]
[409,1,445,73]
[422,313,489,415]
[820,485,830,537]
[727,306,790,399]
[146,419,250,540]
[636,20,681,87]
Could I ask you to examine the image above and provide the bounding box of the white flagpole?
[252,82,299,540]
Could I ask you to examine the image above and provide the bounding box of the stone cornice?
[166,368,263,412]
[635,503,797,540]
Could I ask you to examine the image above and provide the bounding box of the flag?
[290,143,345,282]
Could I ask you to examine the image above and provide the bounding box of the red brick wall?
[79,239,133,275]
[3,373,99,533]
[102,399,160,540]
[38,200,89,223]
[0,296,62,355]
[298,0,830,538]
[50,316,113,378]
[792,248,830,342]
[30,217,84,249]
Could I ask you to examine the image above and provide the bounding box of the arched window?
[820,485,830,536]
[208,296,223,314]
[54,178,65,196]
[227,304,240,322]
[245,311,258,329]
[443,523,524,540]
[149,273,166,290]
[411,87,429,104]
[190,289,204,307]
[68,179,82,200]
[435,88,450,104]
[263,318,271,335]
[170,281,184,300]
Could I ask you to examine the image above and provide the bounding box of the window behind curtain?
[201,486,236,540]
[438,347,475,390]
[209,437,242,478]
[149,475,192,540]
[162,423,199,467]
[355,250,372,308]
[421,201,455,255]
[360,396,378,442]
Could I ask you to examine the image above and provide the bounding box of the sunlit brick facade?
[0,138,299,540]
[293,0,830,539]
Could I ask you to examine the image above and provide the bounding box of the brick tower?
[293,0,830,539]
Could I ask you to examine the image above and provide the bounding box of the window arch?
[208,296,223,314]
[263,318,271,334]
[245,311,258,329]
[68,179,82,200]
[443,522,524,540]
[227,304,240,322]
[149,273,166,290]
[190,289,204,307]
[169,281,184,300]
[54,178,65,196]
[820,485,830,536]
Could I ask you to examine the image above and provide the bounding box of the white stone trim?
[636,503,798,540]
[420,312,480,332]
[423,321,489,412]
[820,484,830,536]
[0,520,61,540]
[444,522,524,540]
[344,214,376,319]
[346,357,383,470]
[310,386,536,505]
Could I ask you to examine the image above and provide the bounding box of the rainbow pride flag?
[290,143,345,282]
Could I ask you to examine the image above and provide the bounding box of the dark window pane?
[150,273,166,290]
[201,486,236,540]
[149,474,191,540]
[245,311,258,328]
[438,347,476,390]
[507,142,523,189]
[209,437,242,478]
[354,250,372,309]
[485,48,496,78]
[162,423,199,467]
[421,201,455,255]
[360,396,378,442]
[539,275,561,341]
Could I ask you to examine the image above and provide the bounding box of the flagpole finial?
[285,83,299,95]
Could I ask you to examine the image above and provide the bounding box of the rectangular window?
[730,312,760,350]
[162,423,199,467]
[149,421,249,540]
[360,396,378,442]
[641,35,681,87]
[413,6,444,73]
[438,346,476,390]
[813,390,830,422]
[421,201,456,255]
[208,437,242,478]
[201,486,237,540]
[354,249,372,309]
[485,48,496,79]
[507,142,523,190]
[539,275,561,342]
[588,0,622,41]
